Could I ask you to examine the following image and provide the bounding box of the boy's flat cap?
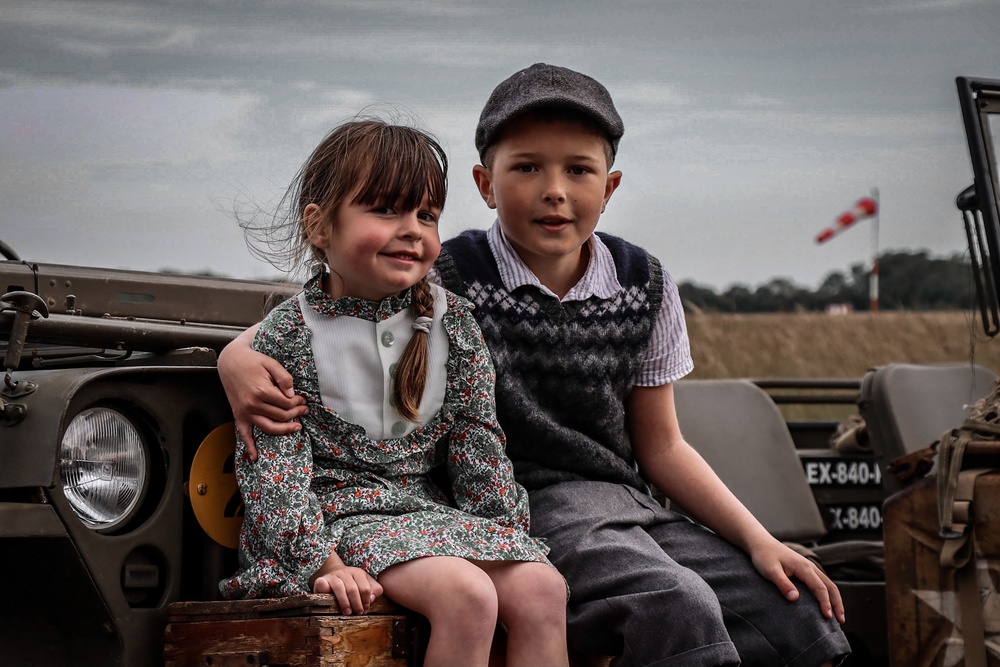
[475,63,624,160]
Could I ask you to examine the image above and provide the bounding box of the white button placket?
[376,314,412,438]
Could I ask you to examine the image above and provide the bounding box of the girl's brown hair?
[395,276,437,422]
[244,118,448,424]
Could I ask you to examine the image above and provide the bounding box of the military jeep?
[0,259,296,666]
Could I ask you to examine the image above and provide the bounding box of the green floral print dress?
[220,275,552,599]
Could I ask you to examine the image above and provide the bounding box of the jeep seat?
[672,379,883,574]
[859,362,998,495]
[673,379,827,542]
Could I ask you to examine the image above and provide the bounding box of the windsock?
[815,197,878,244]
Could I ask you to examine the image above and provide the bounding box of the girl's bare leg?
[477,561,569,667]
[379,556,499,667]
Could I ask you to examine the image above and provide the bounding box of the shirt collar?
[303,271,410,321]
[486,219,622,302]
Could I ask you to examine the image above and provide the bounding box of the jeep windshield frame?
[957,76,1000,336]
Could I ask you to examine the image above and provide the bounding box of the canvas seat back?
[673,379,827,542]
[859,362,998,495]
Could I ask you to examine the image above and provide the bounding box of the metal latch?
[392,618,413,659]
[1,291,48,426]
[2,290,49,376]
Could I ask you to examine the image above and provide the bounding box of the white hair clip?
[412,316,432,334]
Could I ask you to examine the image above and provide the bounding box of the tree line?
[678,250,976,313]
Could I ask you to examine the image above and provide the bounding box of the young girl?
[220,119,569,667]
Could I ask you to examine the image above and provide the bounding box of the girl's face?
[304,192,441,301]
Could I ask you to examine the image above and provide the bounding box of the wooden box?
[163,594,424,667]
[884,474,1000,666]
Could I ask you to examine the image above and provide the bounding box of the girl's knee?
[532,564,569,607]
[446,565,501,617]
[414,561,499,639]
[533,562,567,589]
[382,558,499,660]
[498,563,567,622]
[381,557,499,626]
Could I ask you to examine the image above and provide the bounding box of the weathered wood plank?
[163,614,411,667]
[165,593,402,622]
[164,594,414,666]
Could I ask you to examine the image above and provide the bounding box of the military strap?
[937,426,993,667]
[937,428,972,535]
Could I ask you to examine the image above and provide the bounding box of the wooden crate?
[163,594,424,667]
[884,473,1000,666]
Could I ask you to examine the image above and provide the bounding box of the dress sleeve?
[443,302,532,535]
[232,300,339,595]
[237,428,338,593]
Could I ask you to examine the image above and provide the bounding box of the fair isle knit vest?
[436,230,664,493]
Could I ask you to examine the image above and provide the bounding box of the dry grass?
[684,311,1000,421]
[685,310,1000,380]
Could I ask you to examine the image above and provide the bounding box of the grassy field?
[684,310,1000,380]
[684,310,1000,421]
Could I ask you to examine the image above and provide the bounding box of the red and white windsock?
[815,197,878,244]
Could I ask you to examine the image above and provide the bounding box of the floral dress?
[220,274,552,599]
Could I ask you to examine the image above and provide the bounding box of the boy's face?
[473,117,621,278]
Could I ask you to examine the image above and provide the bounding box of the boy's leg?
[644,509,851,667]
[529,481,741,667]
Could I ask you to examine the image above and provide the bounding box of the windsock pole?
[815,191,881,312]
[869,187,880,313]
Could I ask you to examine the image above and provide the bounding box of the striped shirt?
[430,220,693,387]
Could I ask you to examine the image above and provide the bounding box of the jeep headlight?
[60,408,147,530]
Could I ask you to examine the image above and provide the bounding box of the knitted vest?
[436,229,664,492]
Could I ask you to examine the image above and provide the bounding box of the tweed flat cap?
[475,63,624,160]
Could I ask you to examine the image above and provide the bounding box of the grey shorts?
[529,481,851,667]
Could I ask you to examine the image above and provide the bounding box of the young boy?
[219,64,851,666]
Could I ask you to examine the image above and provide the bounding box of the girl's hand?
[312,566,384,616]
[218,327,307,459]
[749,537,846,624]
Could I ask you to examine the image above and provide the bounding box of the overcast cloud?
[3,0,999,290]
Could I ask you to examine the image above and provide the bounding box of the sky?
[2,0,999,291]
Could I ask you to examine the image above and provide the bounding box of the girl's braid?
[394,278,436,422]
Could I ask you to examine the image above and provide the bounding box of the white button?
[381,331,395,347]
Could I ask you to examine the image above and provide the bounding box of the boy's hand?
[749,538,845,624]
[218,329,307,460]
[312,566,383,615]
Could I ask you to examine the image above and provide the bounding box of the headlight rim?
[59,406,151,533]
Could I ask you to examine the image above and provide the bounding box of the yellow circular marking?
[189,423,243,549]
